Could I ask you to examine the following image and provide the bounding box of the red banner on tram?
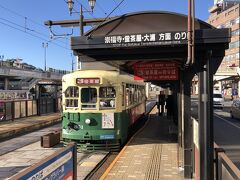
[134,62,179,80]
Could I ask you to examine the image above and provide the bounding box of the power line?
[0,4,47,30]
[95,1,107,15]
[89,0,125,36]
[0,20,70,50]
[0,4,70,45]
[113,0,124,15]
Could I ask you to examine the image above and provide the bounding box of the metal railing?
[214,143,240,180]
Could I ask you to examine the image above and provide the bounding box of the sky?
[0,0,214,71]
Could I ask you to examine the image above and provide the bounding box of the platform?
[0,113,61,141]
[101,107,184,180]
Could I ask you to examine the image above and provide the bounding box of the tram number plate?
[102,113,114,129]
[100,135,115,140]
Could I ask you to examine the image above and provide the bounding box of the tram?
[62,70,146,151]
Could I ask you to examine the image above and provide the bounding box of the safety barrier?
[214,143,240,180]
[192,118,240,179]
[0,98,61,121]
[10,143,77,180]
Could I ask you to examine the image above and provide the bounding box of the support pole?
[80,4,84,36]
[198,52,214,180]
[183,71,193,178]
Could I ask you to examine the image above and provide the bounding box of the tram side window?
[81,88,97,109]
[141,87,146,101]
[65,86,79,108]
[122,84,125,106]
[99,87,116,109]
[126,84,135,106]
[126,88,129,106]
[133,86,138,103]
[131,86,135,104]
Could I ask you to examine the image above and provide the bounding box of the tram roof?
[71,11,230,75]
[62,70,145,86]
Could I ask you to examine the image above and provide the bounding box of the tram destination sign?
[134,62,179,81]
[104,31,187,47]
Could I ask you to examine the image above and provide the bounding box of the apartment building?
[208,1,240,97]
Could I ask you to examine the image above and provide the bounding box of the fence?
[214,143,240,180]
[0,98,61,121]
[192,118,240,179]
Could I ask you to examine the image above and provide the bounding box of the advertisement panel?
[134,62,179,81]
[10,143,76,180]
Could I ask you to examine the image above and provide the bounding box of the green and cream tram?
[62,70,146,151]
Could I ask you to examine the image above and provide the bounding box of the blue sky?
[0,0,214,71]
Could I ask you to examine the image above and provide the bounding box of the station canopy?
[71,11,230,75]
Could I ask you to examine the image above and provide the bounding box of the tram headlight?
[85,119,91,125]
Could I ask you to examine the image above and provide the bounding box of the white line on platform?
[215,114,240,129]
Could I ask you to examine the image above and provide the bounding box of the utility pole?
[42,42,48,71]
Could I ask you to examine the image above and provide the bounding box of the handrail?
[214,142,240,180]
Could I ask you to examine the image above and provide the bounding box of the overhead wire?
[0,4,70,45]
[88,0,125,36]
[112,0,124,15]
[0,4,46,29]
[0,19,70,50]
[95,1,107,15]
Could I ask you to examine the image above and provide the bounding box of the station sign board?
[10,143,77,180]
[134,62,179,81]
[104,31,187,47]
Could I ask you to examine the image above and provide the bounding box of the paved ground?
[0,113,61,141]
[103,107,183,180]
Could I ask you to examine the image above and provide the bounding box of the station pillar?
[198,52,214,180]
[182,70,193,178]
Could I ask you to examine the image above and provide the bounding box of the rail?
[192,118,240,179]
[0,98,61,121]
[214,143,240,180]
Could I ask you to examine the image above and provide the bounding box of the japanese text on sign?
[104,31,187,44]
[76,78,100,85]
[134,62,179,81]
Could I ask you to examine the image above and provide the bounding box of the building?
[208,1,240,98]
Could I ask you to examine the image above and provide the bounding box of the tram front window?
[81,88,97,109]
[99,87,116,109]
[65,86,79,108]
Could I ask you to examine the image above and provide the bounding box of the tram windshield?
[65,86,79,108]
[81,88,97,109]
[99,87,116,109]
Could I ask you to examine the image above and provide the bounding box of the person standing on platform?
[158,91,165,116]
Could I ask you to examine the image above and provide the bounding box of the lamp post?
[42,42,48,71]
[67,0,96,36]
[67,0,96,70]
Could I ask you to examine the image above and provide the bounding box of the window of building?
[232,29,240,36]
[236,53,240,59]
[235,17,240,24]
[225,21,230,27]
[229,41,240,49]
